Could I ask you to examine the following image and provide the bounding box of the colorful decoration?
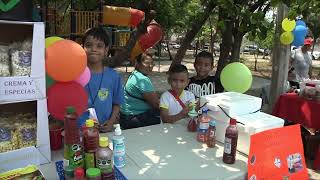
[75,67,91,87]
[281,18,296,32]
[130,22,163,59]
[103,6,144,27]
[46,40,87,82]
[293,25,308,47]
[296,20,306,27]
[46,74,55,89]
[220,62,252,93]
[47,82,88,121]
[45,36,63,49]
[280,32,294,45]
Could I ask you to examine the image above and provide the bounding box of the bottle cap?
[230,118,237,125]
[66,106,75,114]
[209,120,216,126]
[114,124,122,136]
[202,107,209,113]
[74,167,84,177]
[64,166,74,177]
[99,137,109,147]
[86,119,94,127]
[86,168,101,177]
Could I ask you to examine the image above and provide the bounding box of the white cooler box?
[208,111,284,155]
[201,92,284,155]
[200,92,262,119]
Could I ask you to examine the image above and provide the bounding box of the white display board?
[0,20,50,173]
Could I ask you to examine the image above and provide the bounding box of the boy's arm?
[100,104,120,132]
[160,107,189,124]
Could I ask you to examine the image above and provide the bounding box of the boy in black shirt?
[187,51,224,99]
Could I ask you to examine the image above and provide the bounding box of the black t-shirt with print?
[187,76,224,98]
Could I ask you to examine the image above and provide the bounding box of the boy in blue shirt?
[78,27,124,132]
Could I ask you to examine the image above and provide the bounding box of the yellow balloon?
[45,36,64,48]
[280,32,294,45]
[282,18,296,32]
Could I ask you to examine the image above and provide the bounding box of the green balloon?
[220,62,253,93]
[46,74,55,89]
[45,36,63,48]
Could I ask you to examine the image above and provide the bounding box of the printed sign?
[248,125,308,180]
[0,76,43,102]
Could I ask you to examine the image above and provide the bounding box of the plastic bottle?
[96,137,114,179]
[187,103,198,132]
[63,106,84,168]
[223,118,238,164]
[207,120,216,148]
[113,124,126,168]
[74,167,85,180]
[83,119,99,169]
[64,166,74,180]
[86,168,102,180]
[197,108,210,143]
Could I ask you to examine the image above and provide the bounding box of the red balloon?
[129,8,144,27]
[46,40,87,82]
[139,22,163,50]
[47,82,88,121]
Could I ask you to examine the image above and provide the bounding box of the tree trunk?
[166,40,173,60]
[216,19,233,77]
[230,32,243,62]
[171,1,217,68]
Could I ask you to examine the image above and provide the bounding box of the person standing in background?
[288,38,313,88]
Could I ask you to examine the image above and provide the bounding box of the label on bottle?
[198,122,209,130]
[85,152,95,168]
[96,158,113,173]
[209,128,216,138]
[113,138,126,168]
[224,137,232,154]
[70,144,84,167]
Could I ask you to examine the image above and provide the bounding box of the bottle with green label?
[63,106,84,168]
[96,137,113,177]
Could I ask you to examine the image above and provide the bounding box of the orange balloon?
[130,43,143,60]
[46,40,87,82]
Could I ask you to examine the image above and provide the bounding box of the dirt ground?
[114,50,320,179]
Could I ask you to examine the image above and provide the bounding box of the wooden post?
[268,3,290,112]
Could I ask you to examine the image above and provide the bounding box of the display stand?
[0,20,51,173]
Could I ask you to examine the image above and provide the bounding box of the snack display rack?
[0,20,51,173]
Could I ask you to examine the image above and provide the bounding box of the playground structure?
[41,1,132,50]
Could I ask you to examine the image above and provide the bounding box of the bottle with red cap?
[223,118,238,164]
[74,167,85,180]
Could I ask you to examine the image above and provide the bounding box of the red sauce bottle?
[223,118,238,164]
[64,106,79,145]
[83,119,99,169]
[206,120,216,148]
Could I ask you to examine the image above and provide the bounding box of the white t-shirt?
[160,90,195,116]
[290,48,312,82]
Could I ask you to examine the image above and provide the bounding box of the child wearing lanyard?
[78,27,124,132]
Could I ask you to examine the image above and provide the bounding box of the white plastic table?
[118,119,248,179]
[40,119,248,179]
